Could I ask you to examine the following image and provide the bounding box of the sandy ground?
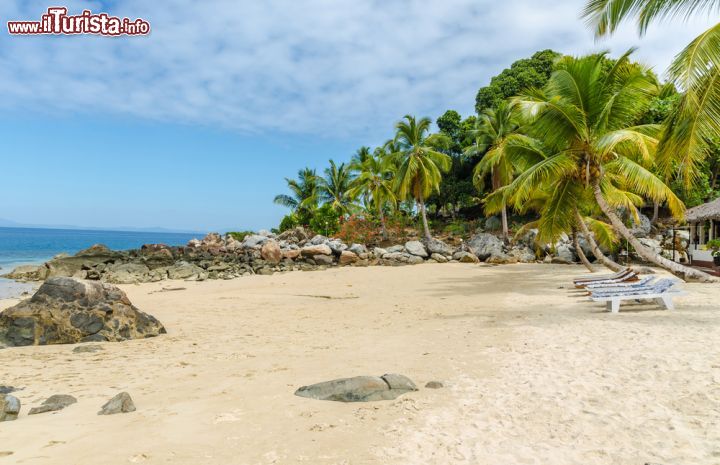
[0,263,719,465]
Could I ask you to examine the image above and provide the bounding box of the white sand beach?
[1,263,719,465]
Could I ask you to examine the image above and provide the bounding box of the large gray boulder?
[241,234,269,249]
[45,244,124,279]
[301,244,332,256]
[104,263,150,284]
[630,213,652,238]
[453,251,480,263]
[277,227,311,244]
[167,262,206,280]
[327,240,348,254]
[0,394,20,421]
[295,374,417,402]
[467,233,504,260]
[404,241,428,258]
[551,244,576,264]
[508,246,536,263]
[348,244,368,255]
[424,238,453,257]
[310,235,329,245]
[2,264,46,281]
[0,277,166,347]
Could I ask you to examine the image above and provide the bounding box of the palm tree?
[465,101,521,242]
[274,168,319,220]
[350,146,372,172]
[499,52,714,280]
[390,115,452,241]
[583,0,720,191]
[318,159,356,214]
[348,151,397,239]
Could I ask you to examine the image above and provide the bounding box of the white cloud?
[0,0,715,140]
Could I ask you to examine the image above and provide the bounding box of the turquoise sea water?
[0,227,200,298]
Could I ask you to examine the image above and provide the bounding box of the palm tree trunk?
[501,205,509,243]
[378,205,388,240]
[592,180,717,282]
[418,196,432,241]
[575,210,624,272]
[572,230,595,272]
[651,201,659,223]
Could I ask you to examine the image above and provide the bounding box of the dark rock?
[453,251,480,263]
[98,392,136,415]
[0,277,166,347]
[0,386,19,395]
[0,395,20,421]
[294,373,417,402]
[425,381,444,389]
[28,394,77,415]
[313,255,334,266]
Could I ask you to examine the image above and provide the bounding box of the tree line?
[274,0,720,281]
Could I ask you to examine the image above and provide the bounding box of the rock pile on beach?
[0,277,166,347]
[1,226,615,285]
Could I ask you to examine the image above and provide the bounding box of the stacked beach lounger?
[573,268,686,313]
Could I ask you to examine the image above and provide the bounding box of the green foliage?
[308,204,341,236]
[475,50,560,114]
[278,214,299,232]
[705,239,720,256]
[227,231,254,241]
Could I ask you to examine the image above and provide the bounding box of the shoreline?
[1,263,718,464]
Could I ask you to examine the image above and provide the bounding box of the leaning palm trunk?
[501,205,509,243]
[575,210,624,272]
[418,197,432,241]
[572,230,596,272]
[592,180,716,282]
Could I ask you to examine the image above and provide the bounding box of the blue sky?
[0,0,716,232]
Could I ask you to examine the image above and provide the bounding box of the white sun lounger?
[574,268,629,284]
[584,276,655,292]
[575,269,638,288]
[590,278,686,313]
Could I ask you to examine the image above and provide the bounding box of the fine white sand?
[1,263,718,464]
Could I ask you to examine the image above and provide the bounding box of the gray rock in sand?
[425,381,444,389]
[73,344,104,353]
[294,374,418,402]
[98,392,136,415]
[0,394,20,421]
[28,394,77,415]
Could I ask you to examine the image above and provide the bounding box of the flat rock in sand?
[294,374,417,402]
[28,394,77,415]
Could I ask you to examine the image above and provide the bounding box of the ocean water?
[0,227,201,298]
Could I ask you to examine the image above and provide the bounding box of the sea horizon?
[0,226,202,271]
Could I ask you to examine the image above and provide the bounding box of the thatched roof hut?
[685,198,720,223]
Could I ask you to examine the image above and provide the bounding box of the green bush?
[227,231,254,241]
[308,204,341,236]
[278,214,299,232]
